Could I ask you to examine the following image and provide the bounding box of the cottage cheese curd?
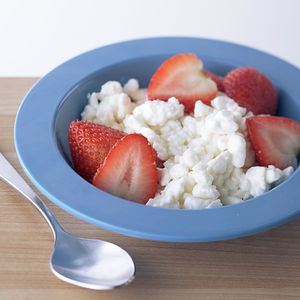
[81,79,294,209]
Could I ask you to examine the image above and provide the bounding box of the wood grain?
[1,78,300,300]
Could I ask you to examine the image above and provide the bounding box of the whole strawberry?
[223,67,277,115]
[68,121,126,182]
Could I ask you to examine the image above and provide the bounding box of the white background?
[1,0,299,76]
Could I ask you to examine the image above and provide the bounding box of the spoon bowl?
[50,231,135,289]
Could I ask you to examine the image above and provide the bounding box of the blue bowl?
[15,37,300,242]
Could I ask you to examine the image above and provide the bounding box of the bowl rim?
[14,37,300,242]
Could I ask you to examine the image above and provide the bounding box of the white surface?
[1,0,299,76]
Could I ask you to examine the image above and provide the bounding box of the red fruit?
[69,121,126,182]
[204,70,225,92]
[156,158,165,168]
[151,147,164,168]
[147,53,218,112]
[223,67,277,115]
[246,116,300,169]
[93,134,158,204]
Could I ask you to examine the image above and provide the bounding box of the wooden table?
[1,78,300,300]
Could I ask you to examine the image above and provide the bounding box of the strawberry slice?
[69,121,126,182]
[147,53,218,112]
[204,70,225,92]
[223,67,277,115]
[246,116,300,169]
[93,134,158,204]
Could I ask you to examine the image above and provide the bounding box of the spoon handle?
[0,153,63,238]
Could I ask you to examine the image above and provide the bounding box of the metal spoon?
[0,153,135,289]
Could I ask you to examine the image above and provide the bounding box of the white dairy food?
[81,79,294,209]
[81,80,146,130]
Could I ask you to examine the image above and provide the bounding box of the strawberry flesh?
[246,116,300,169]
[204,70,225,92]
[69,121,126,182]
[93,134,158,203]
[147,53,218,112]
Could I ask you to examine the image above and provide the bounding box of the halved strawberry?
[204,70,225,92]
[150,147,164,168]
[69,121,126,182]
[93,134,158,204]
[223,67,277,115]
[147,53,218,112]
[246,116,300,169]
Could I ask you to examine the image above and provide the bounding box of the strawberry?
[204,70,225,92]
[150,147,164,168]
[147,53,218,112]
[223,67,277,115]
[246,116,300,169]
[69,121,126,182]
[93,134,158,204]
[156,157,165,168]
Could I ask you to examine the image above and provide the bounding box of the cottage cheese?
[81,79,146,130]
[81,79,294,209]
